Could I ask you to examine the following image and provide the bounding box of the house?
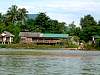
[19,32,41,43]
[19,32,69,44]
[0,31,14,44]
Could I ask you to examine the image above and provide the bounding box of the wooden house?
[19,32,69,44]
[0,31,14,44]
[19,32,41,43]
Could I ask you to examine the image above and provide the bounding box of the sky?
[0,0,100,26]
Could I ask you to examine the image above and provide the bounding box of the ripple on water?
[0,50,99,75]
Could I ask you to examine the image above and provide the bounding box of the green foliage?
[0,44,6,48]
[34,13,50,33]
[62,39,79,48]
[85,43,95,50]
[26,19,35,31]
[6,44,63,49]
[80,14,97,28]
[1,5,100,49]
[95,39,100,47]
[79,14,99,42]
[65,22,81,37]
[0,23,6,33]
[47,20,65,33]
[72,36,80,42]
[0,5,67,44]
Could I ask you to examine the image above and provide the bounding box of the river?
[0,49,100,75]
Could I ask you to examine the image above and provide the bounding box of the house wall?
[32,37,62,44]
[20,37,32,43]
[0,37,13,44]
[6,37,10,42]
[20,37,64,44]
[27,37,33,43]
[0,37,2,42]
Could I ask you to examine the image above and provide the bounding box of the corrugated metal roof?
[19,32,69,38]
[0,31,14,37]
[4,31,14,37]
[42,34,68,38]
[19,32,41,37]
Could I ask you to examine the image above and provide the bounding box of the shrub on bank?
[84,43,96,50]
[63,40,79,48]
[0,44,6,48]
[1,43,98,50]
[4,42,79,49]
[5,44,63,49]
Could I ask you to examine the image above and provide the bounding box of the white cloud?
[47,12,80,25]
[0,0,100,25]
[47,0,100,12]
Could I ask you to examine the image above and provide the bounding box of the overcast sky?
[0,0,100,25]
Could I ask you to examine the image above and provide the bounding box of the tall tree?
[26,19,35,32]
[5,5,28,26]
[80,14,97,28]
[68,22,76,36]
[18,8,28,30]
[6,5,18,24]
[47,20,65,33]
[34,13,50,33]
[80,14,97,42]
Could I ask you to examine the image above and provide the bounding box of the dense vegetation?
[0,5,100,48]
[0,5,66,43]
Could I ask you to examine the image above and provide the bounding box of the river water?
[0,50,100,75]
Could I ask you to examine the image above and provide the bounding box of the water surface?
[0,49,100,75]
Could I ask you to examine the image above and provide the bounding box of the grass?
[3,44,63,49]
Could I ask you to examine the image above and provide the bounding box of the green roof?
[42,34,68,38]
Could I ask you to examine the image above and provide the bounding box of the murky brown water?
[0,50,100,75]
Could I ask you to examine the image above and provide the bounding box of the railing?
[32,40,61,43]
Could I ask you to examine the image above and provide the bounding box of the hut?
[0,31,14,44]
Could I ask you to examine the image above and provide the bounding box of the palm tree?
[6,5,18,24]
[18,8,28,30]
[5,5,28,27]
[18,8,28,24]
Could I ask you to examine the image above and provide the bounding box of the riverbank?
[0,44,99,51]
[0,44,83,50]
[0,44,63,49]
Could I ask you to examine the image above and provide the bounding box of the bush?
[85,43,95,50]
[0,44,6,48]
[95,39,100,47]
[63,40,78,48]
[6,44,63,49]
